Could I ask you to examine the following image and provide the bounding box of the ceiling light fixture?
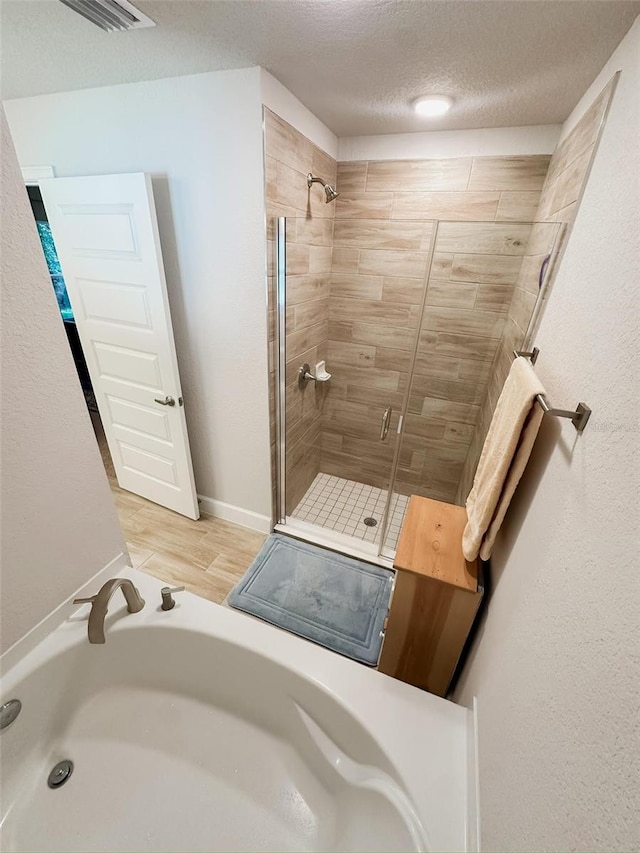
[413,95,454,117]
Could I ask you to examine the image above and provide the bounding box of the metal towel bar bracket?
[513,349,592,433]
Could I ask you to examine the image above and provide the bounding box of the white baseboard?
[0,550,129,672]
[197,494,272,534]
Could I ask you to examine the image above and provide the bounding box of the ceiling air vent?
[58,0,155,32]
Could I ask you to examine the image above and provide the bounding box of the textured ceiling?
[1,0,638,135]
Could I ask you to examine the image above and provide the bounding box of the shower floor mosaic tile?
[292,473,410,550]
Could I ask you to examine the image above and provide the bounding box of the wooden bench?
[378,495,484,697]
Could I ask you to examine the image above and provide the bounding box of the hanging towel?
[463,357,546,562]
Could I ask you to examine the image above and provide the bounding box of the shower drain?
[363,517,377,527]
[47,760,74,789]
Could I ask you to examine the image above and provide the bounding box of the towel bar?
[513,349,592,432]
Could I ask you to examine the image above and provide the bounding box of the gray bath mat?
[228,534,394,665]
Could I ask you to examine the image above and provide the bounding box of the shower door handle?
[380,407,392,441]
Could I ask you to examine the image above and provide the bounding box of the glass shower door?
[276,217,404,556]
[379,219,563,553]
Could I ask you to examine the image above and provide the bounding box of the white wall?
[338,124,561,162]
[4,67,273,528]
[0,108,127,655]
[456,18,640,852]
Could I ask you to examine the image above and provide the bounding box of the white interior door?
[40,173,199,520]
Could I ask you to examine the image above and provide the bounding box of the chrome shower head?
[307,172,340,204]
[324,183,339,203]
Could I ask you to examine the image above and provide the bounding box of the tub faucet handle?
[73,595,96,605]
[161,586,185,611]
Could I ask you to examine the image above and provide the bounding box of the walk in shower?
[270,196,561,563]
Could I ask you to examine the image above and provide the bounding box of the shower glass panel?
[379,219,563,554]
[276,215,433,559]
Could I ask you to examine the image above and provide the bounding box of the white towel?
[463,357,546,561]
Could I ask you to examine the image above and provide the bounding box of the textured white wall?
[4,67,273,524]
[0,108,126,654]
[338,124,561,162]
[456,18,640,852]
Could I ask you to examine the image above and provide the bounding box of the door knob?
[154,395,176,407]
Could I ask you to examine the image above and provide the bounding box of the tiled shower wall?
[264,109,337,514]
[323,156,550,502]
[456,77,616,503]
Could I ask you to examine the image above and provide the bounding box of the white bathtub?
[0,568,476,852]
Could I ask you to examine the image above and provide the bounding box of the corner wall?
[4,67,273,527]
[455,18,640,851]
[0,107,126,654]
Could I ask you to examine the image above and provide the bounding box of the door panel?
[40,173,199,519]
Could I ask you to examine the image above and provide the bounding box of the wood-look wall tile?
[545,82,610,183]
[412,352,461,379]
[294,298,330,331]
[474,283,516,313]
[410,375,486,405]
[421,306,505,339]
[403,413,447,440]
[515,254,547,295]
[328,340,376,366]
[374,346,413,372]
[424,279,478,309]
[286,243,310,275]
[292,216,334,246]
[336,162,367,193]
[331,273,383,299]
[326,363,400,391]
[420,397,480,425]
[265,155,278,203]
[381,276,425,305]
[334,219,423,250]
[468,156,550,192]
[420,222,436,251]
[434,332,500,361]
[275,160,310,211]
[495,191,541,221]
[457,357,494,384]
[437,222,532,255]
[451,253,522,284]
[331,247,359,273]
[392,191,500,220]
[366,159,472,192]
[322,432,343,452]
[431,252,454,279]
[264,109,310,174]
[546,146,593,216]
[509,286,537,333]
[287,274,330,305]
[327,319,353,342]
[309,246,333,274]
[330,296,413,325]
[287,320,329,359]
[344,384,405,409]
[351,321,416,351]
[358,249,428,278]
[335,193,394,219]
[525,221,562,256]
[312,145,338,184]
